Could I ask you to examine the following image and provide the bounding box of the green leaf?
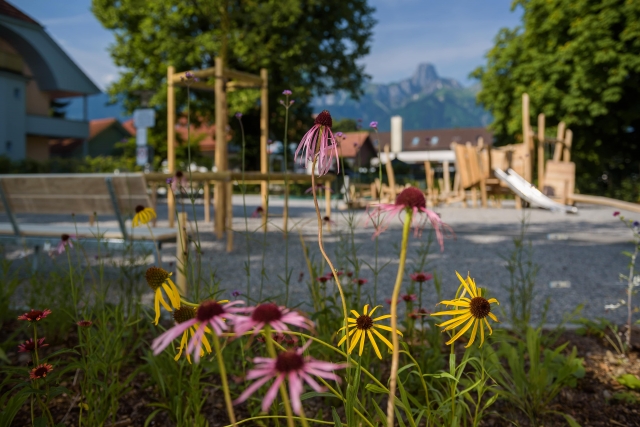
[561,413,582,427]
[300,391,337,400]
[331,407,343,427]
[617,374,640,390]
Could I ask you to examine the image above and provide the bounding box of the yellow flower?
[133,205,156,227]
[337,304,402,359]
[431,272,499,348]
[145,267,181,324]
[172,306,212,363]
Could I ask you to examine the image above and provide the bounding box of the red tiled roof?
[175,117,218,152]
[337,131,371,158]
[0,1,40,25]
[122,118,136,136]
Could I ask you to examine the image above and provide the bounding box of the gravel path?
[2,195,638,325]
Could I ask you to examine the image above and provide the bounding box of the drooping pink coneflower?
[18,337,48,353]
[367,186,450,251]
[322,216,336,226]
[151,300,248,363]
[356,278,368,286]
[56,234,75,254]
[295,110,338,176]
[234,342,344,414]
[30,363,53,380]
[401,294,417,303]
[251,206,264,218]
[18,309,52,322]
[233,303,313,337]
[171,171,188,193]
[410,272,433,283]
[317,276,329,284]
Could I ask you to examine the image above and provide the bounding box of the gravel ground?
[2,195,638,325]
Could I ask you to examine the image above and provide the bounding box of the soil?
[4,327,640,427]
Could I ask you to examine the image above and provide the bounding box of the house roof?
[0,1,100,97]
[175,117,219,152]
[376,127,493,152]
[0,1,39,26]
[49,118,133,154]
[337,131,371,158]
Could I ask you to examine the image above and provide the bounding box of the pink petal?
[300,371,325,393]
[187,325,206,359]
[234,374,274,406]
[152,321,194,354]
[262,374,284,413]
[288,372,304,414]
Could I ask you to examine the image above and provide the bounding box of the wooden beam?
[173,80,216,92]
[171,66,217,82]
[175,211,188,294]
[224,68,263,85]
[521,93,533,182]
[563,129,573,162]
[537,113,545,190]
[227,80,261,90]
[553,121,566,161]
[260,68,269,230]
[570,193,640,214]
[214,57,226,239]
[167,65,176,228]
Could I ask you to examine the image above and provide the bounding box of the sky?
[16,0,522,91]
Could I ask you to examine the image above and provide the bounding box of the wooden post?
[443,160,451,194]
[226,181,234,252]
[167,65,176,228]
[204,181,210,223]
[537,113,545,190]
[214,58,226,239]
[260,68,269,231]
[521,93,533,183]
[325,183,331,219]
[553,121,566,161]
[384,144,397,200]
[563,129,573,162]
[151,182,158,226]
[175,211,188,294]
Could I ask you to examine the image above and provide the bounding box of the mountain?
[312,63,491,131]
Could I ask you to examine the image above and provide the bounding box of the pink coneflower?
[234,342,344,414]
[317,276,329,284]
[171,171,188,193]
[30,363,53,380]
[356,278,368,286]
[77,320,93,327]
[151,300,247,363]
[234,303,313,336]
[401,294,417,303]
[410,272,433,283]
[409,308,430,320]
[257,332,299,347]
[18,309,52,322]
[56,234,75,254]
[295,110,338,176]
[18,337,48,353]
[613,211,620,217]
[346,271,354,278]
[367,186,450,251]
[322,216,336,226]
[251,206,264,218]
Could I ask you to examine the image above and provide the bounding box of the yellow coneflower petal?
[372,328,394,351]
[348,318,357,324]
[154,293,161,325]
[350,310,361,318]
[470,278,479,296]
[368,305,381,317]
[349,329,363,354]
[430,309,471,316]
[337,326,358,347]
[456,271,476,298]
[367,331,382,359]
[166,277,182,305]
[446,317,475,345]
[441,313,475,332]
[437,312,472,329]
[488,312,499,322]
[162,283,180,308]
[479,320,485,347]
[487,298,499,305]
[465,320,479,348]
[157,290,172,312]
[484,318,493,336]
[372,314,392,322]
[201,333,212,353]
[437,300,470,307]
[358,329,366,355]
[372,324,403,336]
[175,331,188,361]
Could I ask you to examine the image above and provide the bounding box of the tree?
[471,0,640,200]
[92,0,375,170]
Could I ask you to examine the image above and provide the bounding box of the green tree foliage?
[471,0,640,200]
[92,0,375,170]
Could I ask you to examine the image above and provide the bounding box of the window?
[13,88,20,99]
[411,137,420,146]
[431,136,439,145]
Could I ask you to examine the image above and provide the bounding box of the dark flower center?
[22,340,36,351]
[176,171,183,178]
[323,216,331,222]
[173,306,196,323]
[196,300,225,322]
[61,234,70,242]
[135,205,145,213]
[145,267,169,290]
[314,110,333,128]
[356,314,373,330]
[414,273,430,282]
[252,303,283,323]
[275,351,305,373]
[469,297,491,319]
[317,277,328,283]
[25,310,44,321]
[33,366,50,378]
[395,187,426,209]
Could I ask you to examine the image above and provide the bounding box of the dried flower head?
[294,110,338,176]
[18,309,52,322]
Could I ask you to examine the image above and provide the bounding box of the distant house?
[50,118,134,158]
[174,117,217,159]
[337,131,377,168]
[0,1,100,161]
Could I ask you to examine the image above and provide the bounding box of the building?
[49,118,134,158]
[0,1,100,161]
[337,131,377,168]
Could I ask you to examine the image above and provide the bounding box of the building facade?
[0,1,100,162]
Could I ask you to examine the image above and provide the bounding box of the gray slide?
[494,168,578,214]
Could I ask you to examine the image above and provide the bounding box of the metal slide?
[494,168,578,214]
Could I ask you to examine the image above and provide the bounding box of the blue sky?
[17,0,522,90]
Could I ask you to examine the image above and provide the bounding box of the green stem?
[264,327,295,427]
[222,415,332,426]
[211,333,237,426]
[146,223,162,268]
[283,101,291,305]
[386,209,413,426]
